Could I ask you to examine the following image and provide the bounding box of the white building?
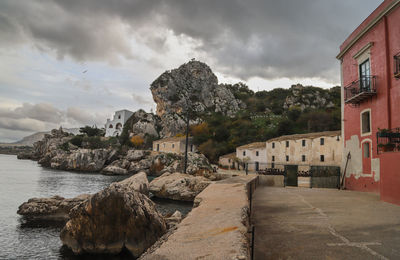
[236,142,267,171]
[105,110,134,137]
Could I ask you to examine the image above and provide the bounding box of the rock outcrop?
[60,173,166,257]
[149,172,212,201]
[17,194,90,221]
[123,109,161,139]
[150,60,242,137]
[46,148,116,172]
[283,84,338,111]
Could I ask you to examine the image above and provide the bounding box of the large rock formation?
[47,148,116,172]
[150,60,242,137]
[122,109,161,139]
[60,172,165,257]
[17,194,90,221]
[149,172,212,201]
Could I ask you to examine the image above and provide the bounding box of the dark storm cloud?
[0,0,382,81]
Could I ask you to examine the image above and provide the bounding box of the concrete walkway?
[252,187,400,260]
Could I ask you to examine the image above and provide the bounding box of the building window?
[320,138,324,145]
[156,144,159,151]
[302,140,306,147]
[272,156,275,162]
[109,124,113,128]
[363,142,370,158]
[286,141,289,147]
[271,163,275,169]
[286,155,289,162]
[118,115,121,119]
[228,159,231,163]
[320,155,325,162]
[243,151,246,156]
[302,155,306,162]
[256,151,259,156]
[359,59,371,91]
[172,144,175,148]
[163,144,165,148]
[395,53,400,78]
[361,110,371,135]
[272,142,275,149]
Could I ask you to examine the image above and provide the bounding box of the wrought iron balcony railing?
[344,76,377,104]
[377,127,400,154]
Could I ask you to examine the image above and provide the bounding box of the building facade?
[152,136,196,154]
[266,131,342,171]
[218,153,238,169]
[236,142,267,171]
[105,110,133,137]
[337,0,400,205]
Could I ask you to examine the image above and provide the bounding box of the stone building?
[266,131,342,171]
[337,0,400,205]
[105,110,133,137]
[152,136,196,154]
[218,153,237,169]
[236,142,267,171]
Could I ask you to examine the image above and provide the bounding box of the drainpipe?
[384,15,392,129]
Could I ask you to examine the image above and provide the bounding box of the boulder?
[126,149,148,161]
[17,194,90,221]
[60,176,166,257]
[149,172,212,201]
[110,172,150,196]
[164,210,182,229]
[102,165,128,175]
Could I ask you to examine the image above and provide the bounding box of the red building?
[337,0,400,205]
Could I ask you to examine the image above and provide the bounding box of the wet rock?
[164,210,182,229]
[17,194,90,221]
[102,165,128,175]
[60,173,166,256]
[149,172,212,201]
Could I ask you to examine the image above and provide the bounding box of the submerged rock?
[60,172,165,256]
[17,194,90,221]
[149,172,212,201]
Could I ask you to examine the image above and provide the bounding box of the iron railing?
[344,76,377,104]
[377,127,400,154]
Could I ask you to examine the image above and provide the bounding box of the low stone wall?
[258,175,284,187]
[298,177,311,188]
[140,175,258,260]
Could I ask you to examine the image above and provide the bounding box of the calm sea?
[0,154,191,260]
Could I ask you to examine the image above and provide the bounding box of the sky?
[0,0,383,142]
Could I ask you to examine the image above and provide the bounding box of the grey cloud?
[0,0,382,82]
[66,107,107,127]
[0,117,48,132]
[0,103,64,123]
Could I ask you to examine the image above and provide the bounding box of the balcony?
[344,76,377,105]
[377,128,400,154]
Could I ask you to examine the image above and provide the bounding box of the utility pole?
[184,109,190,174]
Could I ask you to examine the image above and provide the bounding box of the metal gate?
[284,165,298,187]
[310,166,340,189]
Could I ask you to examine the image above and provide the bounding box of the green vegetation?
[192,84,341,163]
[79,126,105,137]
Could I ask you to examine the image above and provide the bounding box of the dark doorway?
[285,165,298,186]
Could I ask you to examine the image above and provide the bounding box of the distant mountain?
[1,128,80,147]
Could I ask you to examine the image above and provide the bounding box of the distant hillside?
[1,128,80,147]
